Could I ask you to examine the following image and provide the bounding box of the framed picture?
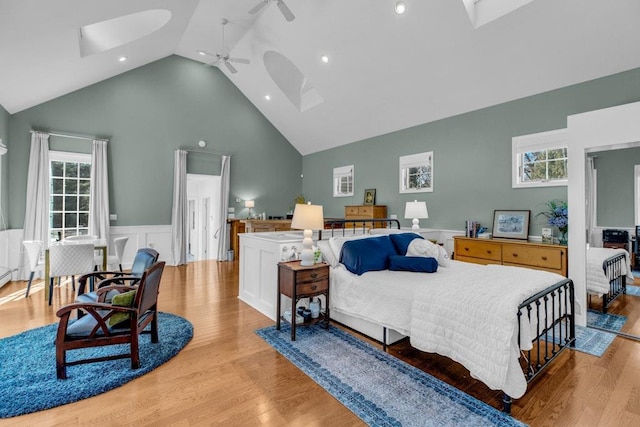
[364,189,376,205]
[492,210,530,240]
[541,227,553,244]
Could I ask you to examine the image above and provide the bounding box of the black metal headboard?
[319,218,401,240]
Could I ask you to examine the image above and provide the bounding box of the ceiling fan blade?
[227,57,250,65]
[248,0,269,15]
[224,61,238,74]
[204,56,222,67]
[277,0,295,21]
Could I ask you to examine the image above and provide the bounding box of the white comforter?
[409,264,564,399]
[330,260,567,399]
[586,247,634,295]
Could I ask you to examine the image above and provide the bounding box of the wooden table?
[43,243,107,303]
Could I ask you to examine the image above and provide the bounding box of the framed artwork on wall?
[492,210,530,240]
[364,189,376,205]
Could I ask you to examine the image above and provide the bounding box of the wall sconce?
[404,200,429,232]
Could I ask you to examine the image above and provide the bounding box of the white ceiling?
[1,0,640,155]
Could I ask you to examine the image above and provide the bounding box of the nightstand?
[276,260,330,341]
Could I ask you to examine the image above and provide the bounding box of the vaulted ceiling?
[1,0,640,154]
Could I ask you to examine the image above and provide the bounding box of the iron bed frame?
[598,252,627,314]
[321,218,576,414]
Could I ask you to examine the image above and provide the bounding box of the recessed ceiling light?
[265,94,271,101]
[321,55,329,64]
[197,50,207,56]
[395,1,406,14]
[118,56,128,62]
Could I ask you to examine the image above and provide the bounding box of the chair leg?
[25,271,35,298]
[151,312,159,343]
[49,278,54,305]
[71,276,76,291]
[56,346,67,379]
[119,264,123,272]
[131,332,140,369]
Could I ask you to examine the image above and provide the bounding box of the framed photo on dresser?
[492,210,530,240]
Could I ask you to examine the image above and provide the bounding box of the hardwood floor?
[1,261,640,426]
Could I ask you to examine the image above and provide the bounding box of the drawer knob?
[512,253,518,257]
[464,247,470,251]
[486,250,492,254]
[310,273,318,279]
[311,284,317,291]
[542,256,548,261]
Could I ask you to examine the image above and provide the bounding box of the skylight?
[462,0,536,28]
[78,9,171,58]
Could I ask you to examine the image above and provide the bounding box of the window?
[512,129,567,188]
[49,151,91,241]
[399,152,433,193]
[333,165,354,197]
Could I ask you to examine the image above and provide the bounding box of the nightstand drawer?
[296,267,329,283]
[297,279,328,295]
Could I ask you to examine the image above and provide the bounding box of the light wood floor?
[1,261,640,426]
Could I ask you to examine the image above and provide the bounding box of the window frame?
[49,150,92,241]
[399,151,433,194]
[512,128,568,188]
[333,165,354,197]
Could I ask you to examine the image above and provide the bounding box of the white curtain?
[216,155,231,260]
[21,131,50,278]
[171,150,188,266]
[586,156,597,245]
[89,139,110,243]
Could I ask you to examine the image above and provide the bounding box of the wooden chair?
[55,261,166,379]
[75,247,159,307]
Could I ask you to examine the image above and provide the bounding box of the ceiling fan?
[205,18,250,74]
[248,0,295,22]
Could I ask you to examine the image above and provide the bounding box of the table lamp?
[245,200,255,218]
[291,203,324,266]
[404,200,429,232]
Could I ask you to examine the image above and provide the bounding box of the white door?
[187,174,221,261]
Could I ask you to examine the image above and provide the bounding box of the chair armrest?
[77,271,127,294]
[96,276,140,289]
[56,302,137,338]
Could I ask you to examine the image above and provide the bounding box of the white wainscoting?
[0,225,174,285]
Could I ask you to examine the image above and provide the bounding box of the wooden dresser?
[228,219,292,261]
[453,236,568,277]
[344,205,387,228]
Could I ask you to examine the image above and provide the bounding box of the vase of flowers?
[537,200,568,245]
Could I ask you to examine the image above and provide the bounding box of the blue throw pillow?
[340,236,397,275]
[389,233,424,255]
[389,255,438,273]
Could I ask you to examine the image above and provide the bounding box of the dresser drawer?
[345,206,360,215]
[502,245,563,270]
[455,239,502,262]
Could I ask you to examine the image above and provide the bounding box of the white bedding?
[586,247,634,295]
[329,259,567,400]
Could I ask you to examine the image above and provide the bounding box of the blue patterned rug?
[0,312,193,418]
[587,309,627,331]
[257,324,526,427]
[626,285,640,297]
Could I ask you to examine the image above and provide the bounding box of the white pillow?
[406,239,451,267]
[316,240,337,267]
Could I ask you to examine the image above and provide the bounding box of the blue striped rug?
[257,324,526,427]
[626,285,640,297]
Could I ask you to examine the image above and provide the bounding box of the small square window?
[333,165,354,197]
[400,152,433,194]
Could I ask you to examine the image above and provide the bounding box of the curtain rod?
[30,130,108,142]
[180,148,231,157]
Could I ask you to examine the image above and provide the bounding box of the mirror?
[585,145,640,339]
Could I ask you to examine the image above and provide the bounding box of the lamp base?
[411,218,420,232]
[299,229,314,266]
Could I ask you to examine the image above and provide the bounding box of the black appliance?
[602,229,629,243]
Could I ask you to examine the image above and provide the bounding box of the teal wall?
[0,103,8,230]
[7,55,302,228]
[594,147,640,227]
[302,68,640,235]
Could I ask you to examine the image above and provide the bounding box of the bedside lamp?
[404,200,429,232]
[291,203,324,266]
[245,200,255,218]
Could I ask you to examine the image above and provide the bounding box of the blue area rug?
[626,285,640,297]
[0,312,193,418]
[257,324,526,427]
[571,325,617,357]
[587,309,627,332]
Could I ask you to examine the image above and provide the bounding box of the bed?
[317,223,575,413]
[587,247,633,313]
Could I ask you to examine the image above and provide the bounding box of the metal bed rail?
[601,252,627,313]
[319,218,401,240]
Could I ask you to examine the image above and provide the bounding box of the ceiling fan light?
[321,55,329,63]
[395,1,407,14]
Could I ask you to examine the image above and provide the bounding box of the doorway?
[187,174,221,261]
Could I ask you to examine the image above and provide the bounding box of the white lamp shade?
[404,201,429,219]
[291,203,324,230]
[245,200,255,209]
